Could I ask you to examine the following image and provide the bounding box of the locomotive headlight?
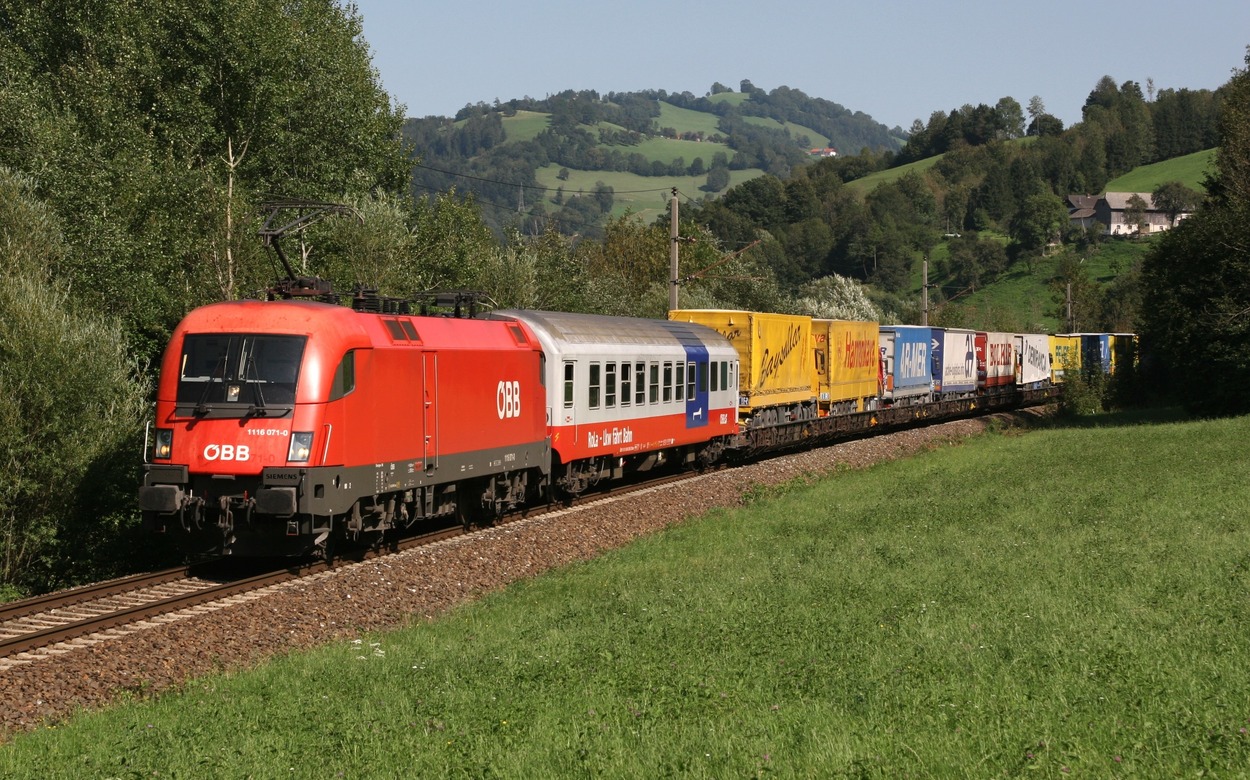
[288,431,314,463]
[153,428,173,460]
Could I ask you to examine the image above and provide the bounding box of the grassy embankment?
[4,408,1249,776]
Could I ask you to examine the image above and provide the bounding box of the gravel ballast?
[0,411,1043,737]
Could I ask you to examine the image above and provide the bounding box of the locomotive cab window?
[176,334,306,415]
[328,350,356,401]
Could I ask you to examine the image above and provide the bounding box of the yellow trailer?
[1049,334,1081,384]
[812,318,880,413]
[669,309,816,424]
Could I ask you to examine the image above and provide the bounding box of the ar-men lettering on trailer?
[898,340,928,378]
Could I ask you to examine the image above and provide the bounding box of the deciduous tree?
[1141,48,1250,414]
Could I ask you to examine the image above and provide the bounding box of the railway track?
[0,564,298,664]
[0,473,702,666]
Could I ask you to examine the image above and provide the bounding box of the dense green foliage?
[0,0,409,356]
[1141,51,1250,415]
[0,169,154,595]
[6,411,1250,775]
[0,0,409,594]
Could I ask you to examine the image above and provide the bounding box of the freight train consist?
[139,295,1134,557]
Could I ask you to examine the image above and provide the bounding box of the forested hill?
[401,81,904,236]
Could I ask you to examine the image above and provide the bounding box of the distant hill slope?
[403,84,902,235]
[903,149,1216,332]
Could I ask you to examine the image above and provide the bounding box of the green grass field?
[534,166,764,222]
[499,110,551,143]
[656,101,724,137]
[845,153,942,195]
[1106,148,1216,193]
[739,115,831,147]
[5,409,1249,777]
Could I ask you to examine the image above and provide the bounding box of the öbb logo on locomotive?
[496,380,522,419]
[203,444,250,462]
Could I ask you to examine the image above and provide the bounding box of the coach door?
[560,360,577,435]
[423,352,438,475]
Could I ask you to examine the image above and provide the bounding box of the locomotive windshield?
[175,334,306,416]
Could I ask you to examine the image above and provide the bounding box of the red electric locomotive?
[139,299,549,556]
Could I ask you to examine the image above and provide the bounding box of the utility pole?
[1066,282,1074,332]
[669,187,679,312]
[922,255,929,326]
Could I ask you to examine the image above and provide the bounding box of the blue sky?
[354,0,1248,133]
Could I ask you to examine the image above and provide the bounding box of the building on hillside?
[808,147,838,158]
[1065,194,1100,230]
[1066,192,1193,236]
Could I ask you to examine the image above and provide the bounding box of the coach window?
[721,361,729,393]
[698,361,708,394]
[605,362,617,408]
[563,362,575,408]
[649,362,659,404]
[635,363,646,405]
[588,362,601,409]
[620,362,631,407]
[328,350,356,401]
[663,362,673,403]
[675,362,685,402]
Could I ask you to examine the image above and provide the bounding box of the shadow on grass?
[1041,404,1193,429]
